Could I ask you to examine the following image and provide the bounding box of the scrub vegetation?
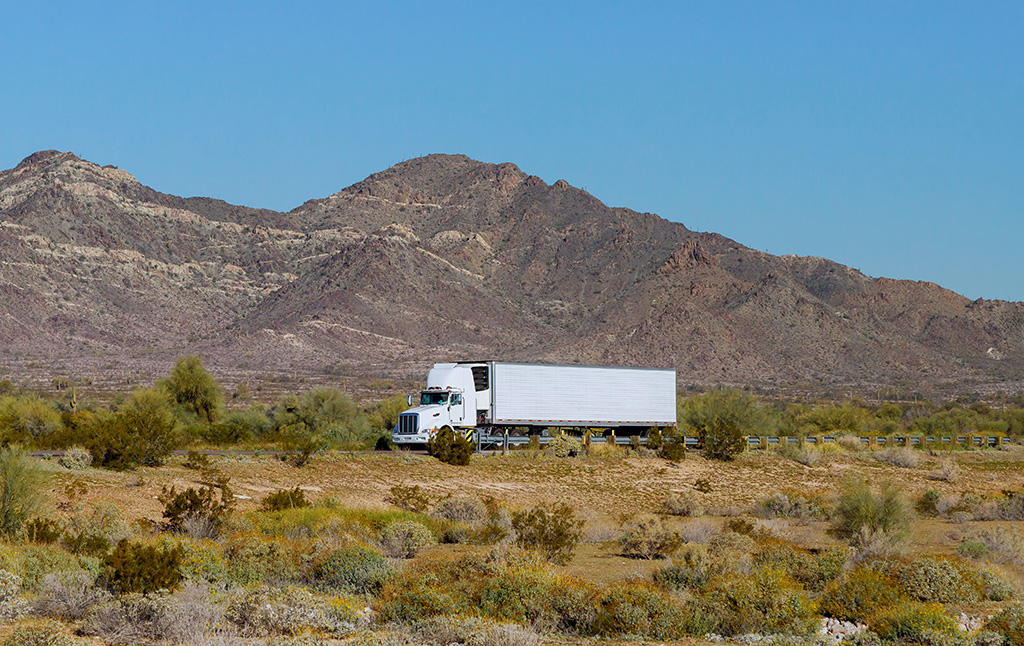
[0,362,1023,644]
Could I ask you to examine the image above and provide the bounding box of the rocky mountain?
[1,150,1022,389]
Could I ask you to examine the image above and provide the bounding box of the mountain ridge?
[1,150,1022,390]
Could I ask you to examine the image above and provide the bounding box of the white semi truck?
[392,361,677,445]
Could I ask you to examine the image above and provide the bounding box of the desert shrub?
[313,545,392,593]
[204,406,271,444]
[381,520,436,558]
[697,567,818,636]
[964,526,1024,565]
[979,565,1017,602]
[4,545,99,593]
[679,518,718,544]
[103,539,183,594]
[662,491,704,517]
[0,618,78,646]
[376,555,477,622]
[696,416,746,461]
[182,450,211,470]
[159,480,235,534]
[896,557,983,603]
[917,490,942,516]
[930,459,960,483]
[868,602,960,644]
[0,569,27,622]
[426,427,473,466]
[0,446,46,538]
[818,568,906,623]
[85,388,183,469]
[832,480,914,547]
[32,570,109,621]
[803,402,870,435]
[261,487,310,512]
[0,395,62,445]
[57,447,91,470]
[756,489,833,520]
[987,605,1024,646]
[876,447,920,469]
[592,583,691,639]
[619,515,682,559]
[657,440,687,462]
[386,483,433,513]
[548,434,581,458]
[838,434,865,451]
[466,620,542,646]
[24,518,62,544]
[158,536,229,583]
[779,444,821,466]
[957,539,989,559]
[752,541,850,592]
[222,531,302,586]
[81,586,227,645]
[432,497,487,524]
[225,585,361,636]
[511,503,584,565]
[653,544,725,592]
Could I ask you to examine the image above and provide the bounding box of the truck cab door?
[450,393,467,426]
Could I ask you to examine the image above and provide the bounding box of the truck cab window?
[452,394,462,405]
[420,392,449,406]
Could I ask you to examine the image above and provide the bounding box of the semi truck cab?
[393,363,483,444]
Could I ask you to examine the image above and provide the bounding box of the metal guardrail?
[474,432,1010,451]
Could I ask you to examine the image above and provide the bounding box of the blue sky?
[2,2,1022,301]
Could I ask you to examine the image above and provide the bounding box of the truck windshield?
[420,392,449,406]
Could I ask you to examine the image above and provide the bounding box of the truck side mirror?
[407,395,413,406]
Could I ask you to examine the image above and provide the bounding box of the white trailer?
[393,361,676,445]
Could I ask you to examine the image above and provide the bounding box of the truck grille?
[397,414,419,435]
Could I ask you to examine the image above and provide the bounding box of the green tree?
[696,416,747,461]
[365,394,411,434]
[679,389,776,437]
[160,356,224,425]
[271,388,373,456]
[0,394,63,445]
[82,389,182,469]
[0,446,46,537]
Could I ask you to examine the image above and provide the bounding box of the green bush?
[0,569,27,622]
[831,480,914,547]
[653,544,725,592]
[868,602,960,644]
[548,434,581,458]
[313,545,392,594]
[1,618,78,646]
[157,536,228,583]
[511,503,584,565]
[819,568,906,623]
[261,487,310,512]
[159,480,235,534]
[658,440,688,462]
[0,447,45,538]
[752,541,849,592]
[987,605,1024,646]
[222,532,301,586]
[957,539,989,559]
[1,545,99,593]
[225,585,361,636]
[696,417,746,461]
[898,556,984,604]
[0,395,63,445]
[697,567,818,636]
[385,483,433,513]
[916,490,941,516]
[381,520,436,558]
[426,427,473,466]
[81,389,183,469]
[103,539,182,594]
[592,583,691,639]
[57,447,92,471]
[24,519,61,545]
[619,516,682,560]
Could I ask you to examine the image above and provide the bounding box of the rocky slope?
[1,150,1022,388]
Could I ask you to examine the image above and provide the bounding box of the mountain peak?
[14,150,81,171]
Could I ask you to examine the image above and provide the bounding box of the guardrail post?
[503,430,509,456]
